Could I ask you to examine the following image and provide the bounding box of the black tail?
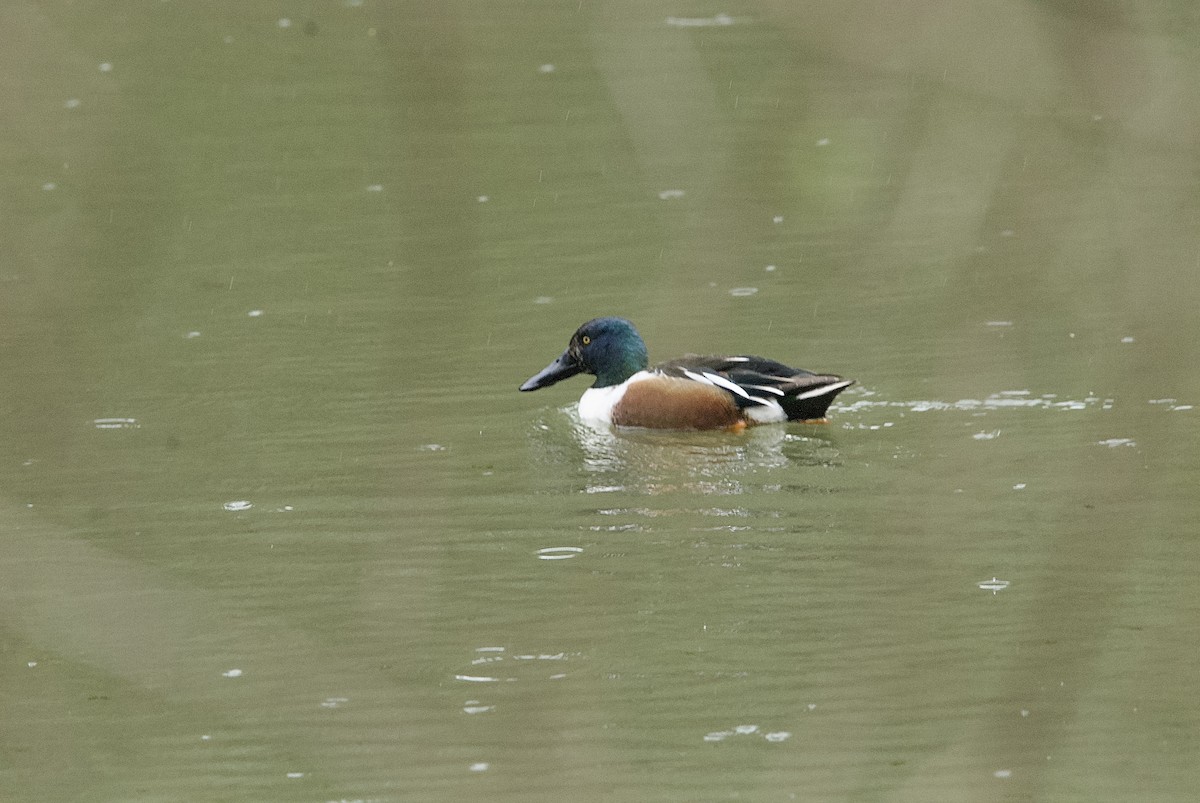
[779,378,855,420]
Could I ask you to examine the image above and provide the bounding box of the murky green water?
[4,2,1200,800]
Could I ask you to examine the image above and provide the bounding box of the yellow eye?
[582,335,591,345]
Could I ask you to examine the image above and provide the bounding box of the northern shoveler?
[519,317,854,430]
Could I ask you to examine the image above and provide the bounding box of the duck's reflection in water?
[554,406,843,498]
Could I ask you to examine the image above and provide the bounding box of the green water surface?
[3,2,1199,801]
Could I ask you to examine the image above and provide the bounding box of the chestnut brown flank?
[611,377,743,429]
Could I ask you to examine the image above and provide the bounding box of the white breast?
[577,371,653,423]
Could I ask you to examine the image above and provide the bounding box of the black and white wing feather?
[655,354,854,420]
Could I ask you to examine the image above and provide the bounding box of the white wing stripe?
[702,371,753,399]
[680,368,754,400]
[795,380,855,400]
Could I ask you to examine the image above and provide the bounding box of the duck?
[519,317,854,430]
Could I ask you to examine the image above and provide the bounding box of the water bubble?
[94,417,139,429]
[978,577,1010,594]
[666,13,734,27]
[1097,438,1135,448]
[223,500,252,511]
[707,724,791,743]
[536,546,583,560]
[456,646,574,683]
[463,701,495,714]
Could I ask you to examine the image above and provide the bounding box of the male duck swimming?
[520,317,854,430]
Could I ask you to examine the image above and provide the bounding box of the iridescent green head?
[520,317,649,391]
